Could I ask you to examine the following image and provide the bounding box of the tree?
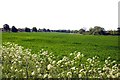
[11,26,18,32]
[3,24,10,32]
[43,28,46,32]
[66,30,71,33]
[89,26,106,35]
[25,27,31,32]
[79,28,85,34]
[46,29,50,32]
[32,27,37,32]
[73,30,79,33]
[89,27,94,34]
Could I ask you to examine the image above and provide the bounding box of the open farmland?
[2,32,120,63]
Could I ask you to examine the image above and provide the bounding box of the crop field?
[2,32,119,63]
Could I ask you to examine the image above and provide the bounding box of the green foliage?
[89,26,106,35]
[3,24,10,32]
[79,28,85,34]
[2,32,119,64]
[1,42,120,78]
[25,27,31,32]
[11,26,18,32]
[32,27,37,32]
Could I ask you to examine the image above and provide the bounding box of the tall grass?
[2,32,119,63]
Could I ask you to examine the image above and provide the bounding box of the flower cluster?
[1,42,120,78]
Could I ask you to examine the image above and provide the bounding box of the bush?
[1,42,120,78]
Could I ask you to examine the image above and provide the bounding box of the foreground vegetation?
[2,32,119,63]
[1,42,120,78]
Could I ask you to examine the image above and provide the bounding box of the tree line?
[1,24,120,35]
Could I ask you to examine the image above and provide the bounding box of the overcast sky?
[0,0,119,30]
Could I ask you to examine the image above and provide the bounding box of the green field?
[2,32,120,63]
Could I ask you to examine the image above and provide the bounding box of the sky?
[0,0,119,30]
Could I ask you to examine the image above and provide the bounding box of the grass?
[2,32,120,63]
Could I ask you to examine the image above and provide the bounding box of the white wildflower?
[79,69,84,72]
[89,70,92,73]
[42,51,48,55]
[37,68,40,72]
[23,72,26,75]
[13,61,16,64]
[116,73,120,77]
[44,74,48,78]
[105,60,108,64]
[36,65,38,68]
[98,71,101,73]
[48,57,52,62]
[18,61,22,64]
[47,64,53,70]
[74,71,77,73]
[77,52,81,58]
[111,75,116,78]
[112,60,116,63]
[19,69,22,72]
[107,74,111,78]
[91,64,94,66]
[78,74,82,78]
[93,57,95,60]
[71,67,76,70]
[71,60,74,65]
[36,61,39,64]
[67,72,72,78]
[41,49,44,51]
[61,65,64,67]
[48,74,52,78]
[57,60,62,64]
[40,61,43,64]
[107,57,111,59]
[31,71,35,75]
[15,69,18,72]
[70,53,73,56]
[81,54,84,57]
[10,66,13,70]
[38,74,42,77]
[65,62,68,65]
[62,56,68,61]
[52,61,56,64]
[18,55,21,59]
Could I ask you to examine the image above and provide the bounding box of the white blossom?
[31,71,35,75]
[71,67,76,70]
[44,74,48,78]
[67,72,72,78]
[52,61,56,64]
[78,74,82,78]
[47,64,53,70]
